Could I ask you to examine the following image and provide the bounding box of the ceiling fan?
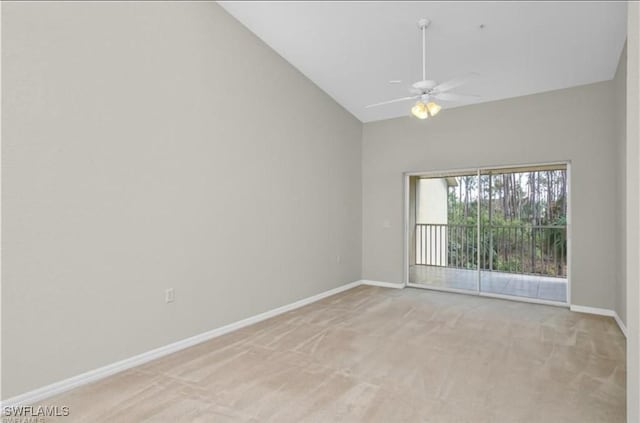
[366,18,479,119]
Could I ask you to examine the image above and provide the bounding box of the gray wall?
[626,3,640,420]
[2,2,362,398]
[362,81,618,310]
[614,44,627,325]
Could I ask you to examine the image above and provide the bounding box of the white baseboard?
[360,280,404,289]
[570,304,616,316]
[570,305,627,337]
[1,280,363,407]
[614,313,628,338]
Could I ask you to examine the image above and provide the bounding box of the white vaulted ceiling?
[218,1,627,122]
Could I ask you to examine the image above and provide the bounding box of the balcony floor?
[409,265,567,303]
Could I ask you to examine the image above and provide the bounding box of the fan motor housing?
[412,80,438,91]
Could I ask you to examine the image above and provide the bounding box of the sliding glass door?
[408,164,568,304]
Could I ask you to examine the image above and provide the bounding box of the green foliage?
[440,170,567,276]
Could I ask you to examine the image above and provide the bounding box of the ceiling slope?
[219,1,627,122]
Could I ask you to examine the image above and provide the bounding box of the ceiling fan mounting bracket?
[417,18,431,30]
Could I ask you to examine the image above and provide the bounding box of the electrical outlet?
[165,288,175,303]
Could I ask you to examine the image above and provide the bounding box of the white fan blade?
[432,92,480,102]
[365,95,420,108]
[432,73,479,93]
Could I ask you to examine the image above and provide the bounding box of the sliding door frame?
[403,160,571,307]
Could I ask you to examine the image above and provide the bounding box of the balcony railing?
[415,223,567,277]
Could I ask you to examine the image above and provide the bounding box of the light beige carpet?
[39,286,625,422]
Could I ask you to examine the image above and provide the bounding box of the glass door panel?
[478,167,568,302]
[408,173,479,293]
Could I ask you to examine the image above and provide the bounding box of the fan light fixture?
[365,18,479,120]
[411,101,441,119]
